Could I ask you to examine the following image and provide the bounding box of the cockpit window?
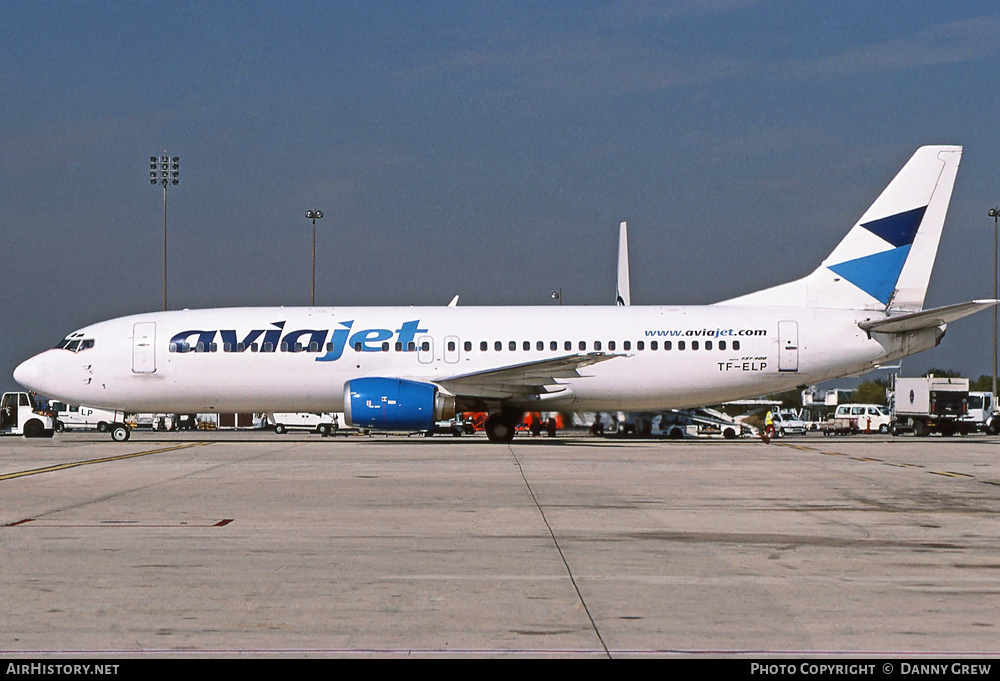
[54,335,95,352]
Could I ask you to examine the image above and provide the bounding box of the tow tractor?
[0,392,56,437]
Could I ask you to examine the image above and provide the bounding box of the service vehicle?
[891,376,969,436]
[832,403,892,433]
[821,416,856,436]
[959,391,998,434]
[770,410,808,436]
[425,416,477,437]
[269,412,340,435]
[0,392,56,437]
[50,401,126,432]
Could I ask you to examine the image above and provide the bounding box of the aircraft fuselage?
[17,304,934,415]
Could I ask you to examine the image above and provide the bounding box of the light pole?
[150,153,179,310]
[305,210,323,306]
[990,207,999,402]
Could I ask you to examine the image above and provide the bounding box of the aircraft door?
[778,321,798,372]
[417,335,434,364]
[444,335,460,364]
[132,322,156,373]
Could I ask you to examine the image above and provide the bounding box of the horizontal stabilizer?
[858,299,998,334]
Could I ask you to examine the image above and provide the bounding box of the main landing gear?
[484,412,522,443]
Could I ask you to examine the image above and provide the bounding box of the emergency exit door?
[778,321,799,372]
[132,322,156,373]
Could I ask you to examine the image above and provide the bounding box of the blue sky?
[2,1,1000,393]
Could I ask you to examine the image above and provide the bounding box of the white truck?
[891,377,970,436]
[0,392,56,437]
[959,391,998,434]
[269,412,340,435]
[49,401,125,432]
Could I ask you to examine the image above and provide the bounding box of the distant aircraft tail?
[719,145,962,312]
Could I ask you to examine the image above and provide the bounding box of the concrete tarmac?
[2,430,1000,658]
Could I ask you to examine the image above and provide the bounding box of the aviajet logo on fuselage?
[169,320,428,361]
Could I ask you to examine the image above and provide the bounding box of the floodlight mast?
[149,153,180,310]
[990,207,999,403]
[305,210,324,306]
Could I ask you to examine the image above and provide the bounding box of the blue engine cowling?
[343,378,456,431]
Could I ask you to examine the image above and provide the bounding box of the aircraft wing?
[859,299,999,334]
[436,352,621,400]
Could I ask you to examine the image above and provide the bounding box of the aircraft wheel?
[111,425,131,442]
[485,413,518,443]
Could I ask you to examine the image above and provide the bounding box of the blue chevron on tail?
[719,146,962,312]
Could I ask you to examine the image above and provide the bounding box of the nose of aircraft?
[13,353,47,393]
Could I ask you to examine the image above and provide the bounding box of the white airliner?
[14,145,995,442]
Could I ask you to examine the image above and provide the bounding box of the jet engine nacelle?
[343,378,455,431]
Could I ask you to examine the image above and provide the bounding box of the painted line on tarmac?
[928,470,975,479]
[0,442,211,482]
[778,442,991,486]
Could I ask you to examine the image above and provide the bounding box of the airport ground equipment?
[770,410,808,437]
[821,417,856,436]
[891,376,969,436]
[49,401,126,432]
[425,416,477,437]
[830,403,892,434]
[960,391,999,434]
[0,392,56,437]
[269,412,340,435]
